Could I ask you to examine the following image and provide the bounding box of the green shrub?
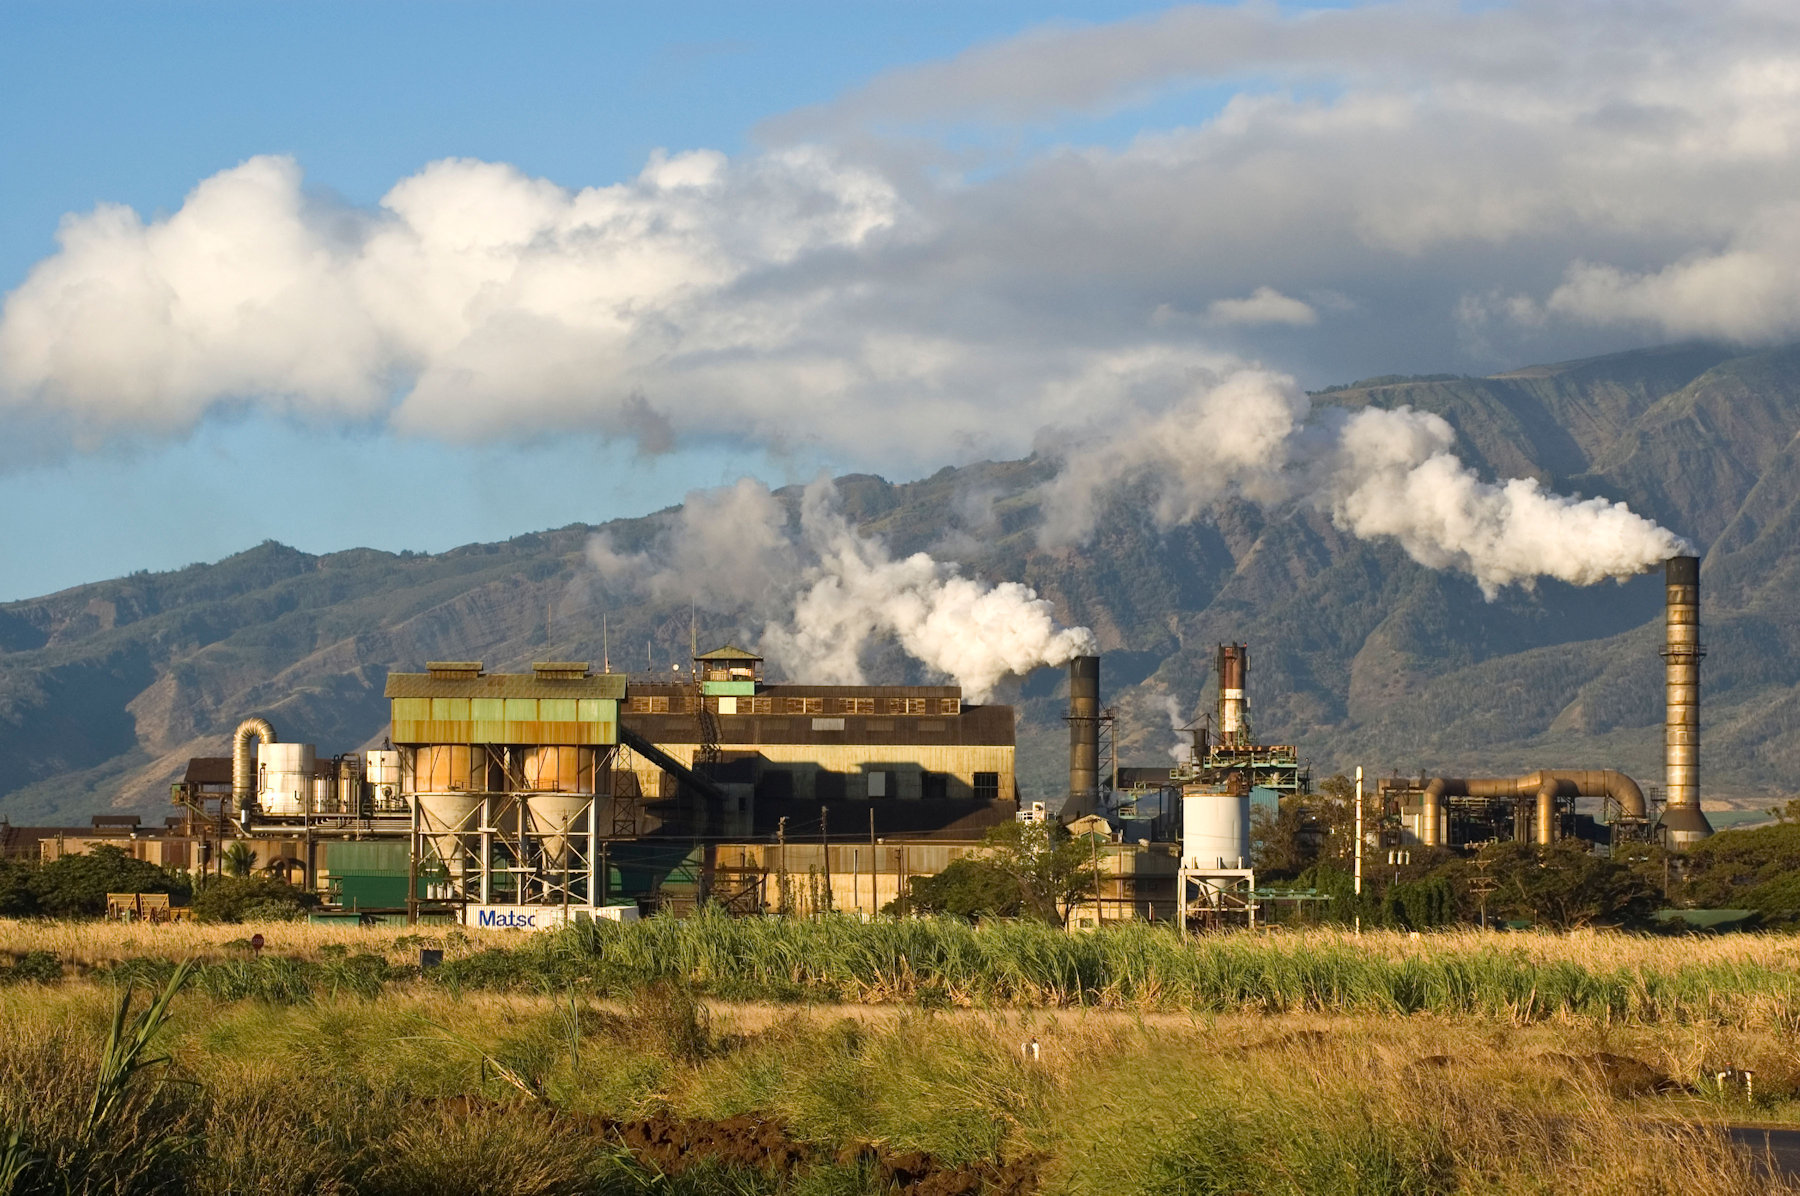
[0,951,63,985]
[189,876,318,923]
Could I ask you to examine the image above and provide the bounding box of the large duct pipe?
[1217,644,1248,747]
[1067,656,1101,818]
[1419,769,1647,848]
[231,717,277,816]
[1660,555,1713,847]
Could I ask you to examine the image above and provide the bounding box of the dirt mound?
[1544,1052,1687,1097]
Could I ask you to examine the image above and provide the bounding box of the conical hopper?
[524,792,591,869]
[415,791,483,875]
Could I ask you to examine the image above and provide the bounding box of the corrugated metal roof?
[628,682,963,699]
[385,673,627,700]
[624,704,1014,747]
[695,645,762,661]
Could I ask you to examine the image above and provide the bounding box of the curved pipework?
[231,717,277,816]
[1419,769,1646,847]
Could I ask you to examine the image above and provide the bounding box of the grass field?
[6,916,1800,1194]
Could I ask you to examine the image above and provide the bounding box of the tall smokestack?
[1217,644,1249,747]
[1067,655,1100,817]
[1660,555,1713,847]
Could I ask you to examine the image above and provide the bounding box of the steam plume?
[1041,369,1689,596]
[589,478,1096,701]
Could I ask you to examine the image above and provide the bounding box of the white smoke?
[1161,695,1193,766]
[1041,368,1690,597]
[588,478,1096,701]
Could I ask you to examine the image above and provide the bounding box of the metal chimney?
[1217,644,1249,747]
[1067,655,1101,817]
[1659,555,1713,847]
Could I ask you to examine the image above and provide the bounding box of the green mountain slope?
[4,342,1798,824]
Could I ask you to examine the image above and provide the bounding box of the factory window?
[627,697,650,713]
[973,772,1000,801]
[843,697,875,715]
[893,697,927,715]
[789,697,823,714]
[648,696,670,714]
[921,772,948,800]
[747,697,774,714]
[939,699,961,715]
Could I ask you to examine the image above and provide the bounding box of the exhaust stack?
[1067,655,1101,818]
[1217,644,1249,747]
[1660,555,1713,847]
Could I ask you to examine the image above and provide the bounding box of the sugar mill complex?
[8,555,1715,931]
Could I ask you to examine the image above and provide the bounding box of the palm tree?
[222,841,256,879]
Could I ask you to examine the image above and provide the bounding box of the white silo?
[1181,782,1250,870]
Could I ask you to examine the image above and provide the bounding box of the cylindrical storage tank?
[257,742,315,816]
[1068,656,1100,810]
[365,749,403,811]
[519,746,596,794]
[311,773,335,815]
[1182,784,1250,870]
[416,745,484,792]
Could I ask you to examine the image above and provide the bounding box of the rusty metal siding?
[385,673,627,700]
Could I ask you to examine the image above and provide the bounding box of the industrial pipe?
[1419,769,1646,847]
[1660,555,1713,847]
[1067,656,1100,817]
[231,717,277,815]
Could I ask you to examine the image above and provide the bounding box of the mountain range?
[4,341,1799,826]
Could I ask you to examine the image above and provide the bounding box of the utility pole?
[1354,765,1364,935]
[869,808,878,916]
[820,805,831,914]
[776,816,789,916]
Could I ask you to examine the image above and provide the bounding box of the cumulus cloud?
[1205,287,1318,327]
[4,0,1800,462]
[589,478,1096,700]
[1040,367,1689,596]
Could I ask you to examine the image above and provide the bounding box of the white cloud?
[4,1,1800,463]
[1206,287,1317,327]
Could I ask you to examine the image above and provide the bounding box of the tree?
[890,857,1024,920]
[222,842,257,879]
[31,846,188,918]
[0,859,38,917]
[1479,841,1658,929]
[977,819,1100,928]
[189,875,317,923]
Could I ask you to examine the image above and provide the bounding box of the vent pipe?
[231,717,277,816]
[1660,555,1713,847]
[1217,644,1249,747]
[1067,655,1101,818]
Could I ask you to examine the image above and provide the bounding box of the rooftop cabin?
[695,645,763,696]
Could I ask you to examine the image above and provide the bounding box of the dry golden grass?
[15,916,1800,970]
[0,916,495,966]
[5,976,1800,1194]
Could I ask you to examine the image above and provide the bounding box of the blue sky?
[0,1,1178,597]
[1,1,1790,599]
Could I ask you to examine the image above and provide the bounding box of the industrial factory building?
[118,552,1718,929]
